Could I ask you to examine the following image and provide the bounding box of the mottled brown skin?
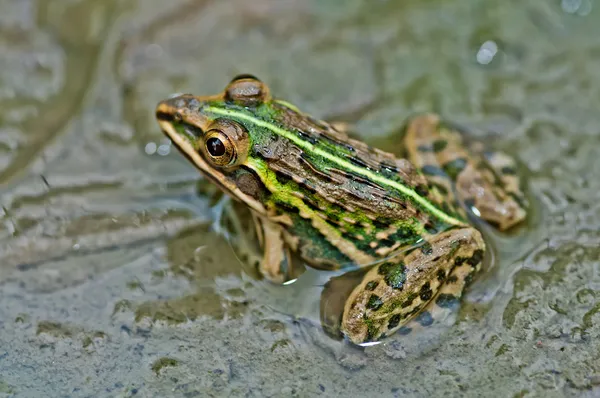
[403,115,527,231]
[341,227,484,342]
[341,114,527,342]
[155,76,528,344]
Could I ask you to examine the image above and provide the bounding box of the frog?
[155,75,527,344]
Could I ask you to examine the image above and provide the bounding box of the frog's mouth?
[156,116,268,217]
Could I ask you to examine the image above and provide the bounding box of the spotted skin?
[155,77,528,345]
[342,226,484,342]
[404,114,527,230]
[341,114,526,342]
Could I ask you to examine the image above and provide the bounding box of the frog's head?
[155,75,287,215]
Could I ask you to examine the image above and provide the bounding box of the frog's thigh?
[396,261,478,336]
[342,227,484,343]
[254,216,300,284]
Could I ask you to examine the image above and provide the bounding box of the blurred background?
[1,0,600,396]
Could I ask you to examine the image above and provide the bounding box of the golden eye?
[204,129,235,166]
[201,119,249,168]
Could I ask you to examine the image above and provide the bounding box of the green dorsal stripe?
[205,106,465,227]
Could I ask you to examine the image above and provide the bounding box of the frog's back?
[239,102,467,269]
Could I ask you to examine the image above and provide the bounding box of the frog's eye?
[224,74,271,106]
[201,119,249,168]
[205,131,231,162]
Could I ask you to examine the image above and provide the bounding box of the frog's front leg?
[341,227,485,344]
[252,215,304,284]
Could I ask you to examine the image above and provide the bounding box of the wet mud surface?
[1,1,600,396]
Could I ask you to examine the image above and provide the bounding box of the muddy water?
[1,1,600,397]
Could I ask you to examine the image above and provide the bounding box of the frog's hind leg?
[478,148,529,217]
[404,114,527,231]
[341,226,485,344]
[392,259,479,336]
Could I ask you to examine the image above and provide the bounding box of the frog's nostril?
[155,105,175,122]
[156,94,201,119]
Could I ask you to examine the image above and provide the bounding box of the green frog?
[155,75,527,344]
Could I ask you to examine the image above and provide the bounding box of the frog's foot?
[404,114,528,231]
[479,149,529,214]
[340,226,485,344]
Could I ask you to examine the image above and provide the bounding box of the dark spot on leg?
[501,166,517,175]
[436,293,461,309]
[442,158,467,180]
[437,269,446,282]
[464,272,475,286]
[419,282,433,301]
[387,228,419,246]
[420,242,433,255]
[454,257,467,266]
[467,249,484,267]
[398,326,412,335]
[365,324,377,342]
[388,314,402,330]
[416,311,434,327]
[421,165,447,177]
[365,281,379,291]
[377,262,393,275]
[373,217,389,230]
[378,262,407,290]
[378,238,396,248]
[367,294,384,311]
[447,275,459,283]
[433,139,448,152]
[401,292,418,308]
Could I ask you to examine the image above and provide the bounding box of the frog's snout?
[155,94,199,122]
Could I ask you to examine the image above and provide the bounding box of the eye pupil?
[206,137,226,157]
